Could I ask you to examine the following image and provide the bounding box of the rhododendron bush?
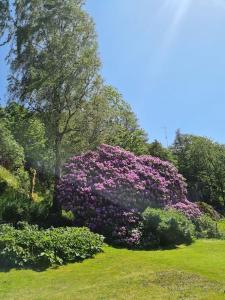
[58,144,201,246]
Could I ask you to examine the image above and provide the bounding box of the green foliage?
[0,165,29,201]
[148,140,177,165]
[7,0,102,212]
[97,86,148,155]
[141,208,195,248]
[193,215,221,239]
[218,219,225,235]
[0,194,79,228]
[6,103,50,171]
[1,1,149,215]
[0,0,10,44]
[0,166,19,193]
[59,85,148,158]
[0,222,104,268]
[172,130,225,211]
[0,198,50,225]
[0,121,24,170]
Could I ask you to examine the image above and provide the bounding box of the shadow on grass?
[0,241,193,273]
[107,239,193,252]
[0,256,98,273]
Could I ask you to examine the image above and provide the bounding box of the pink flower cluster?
[57,144,199,245]
[168,200,202,219]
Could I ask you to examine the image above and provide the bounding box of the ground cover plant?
[0,240,224,300]
[0,222,104,269]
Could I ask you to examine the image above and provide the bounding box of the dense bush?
[141,208,195,248]
[58,144,200,246]
[197,202,221,221]
[0,222,104,268]
[193,215,221,239]
[0,197,50,225]
[0,197,75,228]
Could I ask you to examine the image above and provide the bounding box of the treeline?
[0,0,224,219]
[1,101,225,212]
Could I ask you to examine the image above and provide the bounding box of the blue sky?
[1,0,225,145]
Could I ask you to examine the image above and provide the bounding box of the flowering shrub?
[167,200,202,219]
[58,144,199,246]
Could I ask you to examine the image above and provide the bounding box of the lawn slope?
[0,240,225,300]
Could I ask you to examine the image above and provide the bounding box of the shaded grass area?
[0,240,225,299]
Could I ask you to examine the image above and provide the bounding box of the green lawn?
[0,240,225,300]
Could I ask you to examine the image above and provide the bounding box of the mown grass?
[0,239,225,300]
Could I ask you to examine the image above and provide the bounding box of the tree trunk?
[51,134,62,215]
[29,168,37,201]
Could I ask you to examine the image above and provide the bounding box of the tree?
[103,87,148,155]
[0,120,24,171]
[4,102,53,199]
[147,139,176,165]
[63,85,148,156]
[172,131,225,211]
[0,0,10,45]
[7,0,101,213]
[5,103,51,171]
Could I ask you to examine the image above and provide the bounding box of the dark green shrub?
[193,215,221,239]
[141,208,195,248]
[1,200,28,224]
[0,196,75,228]
[0,222,104,268]
[0,197,50,225]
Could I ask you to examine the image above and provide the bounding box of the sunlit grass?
[0,239,225,299]
[0,166,18,190]
[218,219,225,234]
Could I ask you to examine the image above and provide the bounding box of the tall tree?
[172,131,225,211]
[57,85,148,159]
[0,0,10,45]
[7,0,101,213]
[78,86,148,155]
